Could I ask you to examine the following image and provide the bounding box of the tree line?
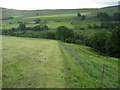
[55,25,120,58]
[88,21,119,29]
[96,12,120,21]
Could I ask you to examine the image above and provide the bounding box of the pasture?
[2,5,119,88]
[2,36,119,88]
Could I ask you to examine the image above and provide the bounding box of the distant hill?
[94,6,119,15]
[0,5,118,19]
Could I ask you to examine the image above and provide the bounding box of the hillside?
[1,7,96,19]
[1,5,118,19]
[2,4,119,88]
[3,36,119,88]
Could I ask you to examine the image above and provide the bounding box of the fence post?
[100,64,105,88]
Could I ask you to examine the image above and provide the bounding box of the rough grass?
[2,36,119,88]
[60,42,119,88]
[2,36,70,88]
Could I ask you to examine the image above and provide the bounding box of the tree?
[36,13,39,16]
[88,24,92,29]
[77,13,81,17]
[35,18,41,23]
[33,24,49,31]
[100,21,117,29]
[81,15,85,20]
[105,25,120,58]
[9,22,12,24]
[96,12,110,21]
[91,31,108,53]
[93,24,99,29]
[34,25,42,31]
[18,23,26,30]
[112,13,120,22]
[11,28,16,31]
[42,25,49,30]
[46,32,55,39]
[56,26,74,41]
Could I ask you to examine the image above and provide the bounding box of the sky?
[0,0,119,10]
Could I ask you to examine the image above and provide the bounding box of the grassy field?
[2,36,119,88]
[2,36,70,88]
[2,13,77,29]
[1,5,118,19]
[2,5,119,88]
[2,5,118,30]
[2,12,98,30]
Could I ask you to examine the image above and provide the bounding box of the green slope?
[2,36,119,88]
[1,5,118,19]
[1,7,96,19]
[2,6,118,31]
[59,42,119,88]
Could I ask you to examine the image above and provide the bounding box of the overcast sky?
[0,0,119,10]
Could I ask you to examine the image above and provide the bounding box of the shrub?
[46,32,56,39]
[18,23,26,30]
[96,12,110,21]
[56,26,74,41]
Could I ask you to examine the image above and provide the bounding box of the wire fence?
[59,41,106,88]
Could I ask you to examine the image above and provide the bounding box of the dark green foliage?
[42,25,49,30]
[81,15,85,20]
[9,22,12,24]
[112,13,120,22]
[11,28,17,31]
[96,12,120,22]
[96,12,110,21]
[65,38,73,43]
[83,36,92,47]
[100,22,117,29]
[93,24,99,29]
[91,31,109,53]
[87,21,117,29]
[72,32,85,44]
[56,26,74,41]
[35,18,41,23]
[75,40,83,44]
[34,24,49,31]
[79,27,85,30]
[77,13,81,17]
[105,25,120,58]
[18,23,26,30]
[2,24,49,39]
[45,32,56,39]
[18,21,22,23]
[87,24,92,29]
[34,25,43,31]
[36,13,39,16]
[80,25,120,58]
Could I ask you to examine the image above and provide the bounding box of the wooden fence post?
[100,64,105,88]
